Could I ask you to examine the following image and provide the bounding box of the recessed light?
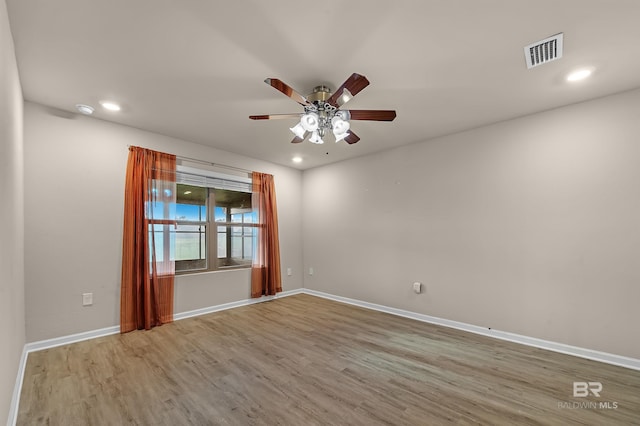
[292,156,303,163]
[100,101,121,111]
[75,104,94,115]
[567,69,592,82]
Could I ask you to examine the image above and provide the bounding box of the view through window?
[173,171,254,273]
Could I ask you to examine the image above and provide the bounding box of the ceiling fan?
[249,73,396,145]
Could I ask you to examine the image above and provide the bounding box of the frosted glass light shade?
[290,122,306,138]
[300,113,320,132]
[334,131,350,142]
[331,117,350,133]
[332,116,350,142]
[309,131,324,144]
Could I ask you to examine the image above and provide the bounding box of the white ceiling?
[7,0,640,170]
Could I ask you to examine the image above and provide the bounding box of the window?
[147,181,176,270]
[174,167,254,274]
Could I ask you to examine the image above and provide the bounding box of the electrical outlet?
[287,268,292,276]
[309,267,314,276]
[413,282,422,294]
[82,293,93,306]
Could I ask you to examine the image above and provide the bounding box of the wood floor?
[18,294,640,425]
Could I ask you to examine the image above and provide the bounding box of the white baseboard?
[303,289,640,372]
[9,288,303,426]
[174,288,303,321]
[7,346,27,426]
[25,326,121,353]
[23,288,304,354]
[11,286,639,425]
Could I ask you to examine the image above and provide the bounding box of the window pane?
[176,204,202,221]
[216,189,251,225]
[151,231,164,262]
[175,225,206,261]
[217,227,227,258]
[215,206,227,223]
[217,225,253,268]
[148,224,175,264]
[175,223,207,272]
[176,184,206,220]
[243,236,252,259]
[146,201,176,221]
[214,188,251,210]
[243,212,254,224]
[173,181,255,273]
[231,236,242,258]
[175,184,208,272]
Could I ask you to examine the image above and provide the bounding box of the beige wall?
[303,88,640,359]
[23,101,303,342]
[0,0,25,423]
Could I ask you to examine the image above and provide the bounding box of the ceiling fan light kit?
[289,122,306,139]
[331,114,350,142]
[250,73,396,145]
[300,113,319,132]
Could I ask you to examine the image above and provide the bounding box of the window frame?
[174,188,208,273]
[174,165,255,275]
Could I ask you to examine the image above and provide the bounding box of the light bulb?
[100,101,121,111]
[567,69,592,82]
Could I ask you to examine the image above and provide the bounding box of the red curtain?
[121,146,176,333]
[251,172,282,298]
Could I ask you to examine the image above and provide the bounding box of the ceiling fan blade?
[291,135,305,144]
[264,78,311,107]
[346,110,397,121]
[344,131,360,145]
[326,73,370,107]
[249,113,301,120]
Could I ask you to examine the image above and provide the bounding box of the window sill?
[175,267,251,278]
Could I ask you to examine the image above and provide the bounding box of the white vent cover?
[524,33,563,69]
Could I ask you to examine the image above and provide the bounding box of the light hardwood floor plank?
[17,294,640,425]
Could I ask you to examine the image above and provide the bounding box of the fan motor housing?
[307,85,332,103]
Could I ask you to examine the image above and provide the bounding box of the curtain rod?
[177,155,252,174]
[127,145,252,174]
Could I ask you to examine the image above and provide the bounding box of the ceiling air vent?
[524,33,563,69]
